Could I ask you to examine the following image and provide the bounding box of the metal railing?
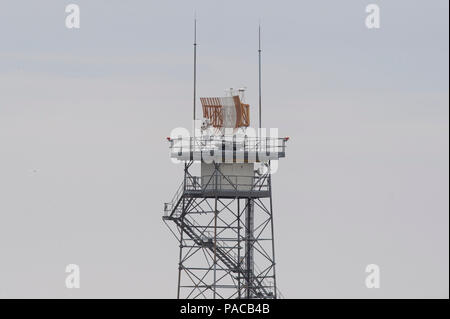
[164,173,270,217]
[186,174,270,192]
[169,136,288,155]
[164,174,269,216]
[164,180,185,217]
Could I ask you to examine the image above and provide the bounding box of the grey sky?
[0,0,448,298]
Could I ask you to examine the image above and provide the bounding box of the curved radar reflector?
[200,95,250,130]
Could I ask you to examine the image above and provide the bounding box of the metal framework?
[163,161,280,299]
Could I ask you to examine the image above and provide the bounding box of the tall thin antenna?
[258,23,262,130]
[193,16,197,123]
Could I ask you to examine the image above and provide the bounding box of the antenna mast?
[258,23,262,130]
[193,17,197,124]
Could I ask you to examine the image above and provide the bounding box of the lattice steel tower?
[163,22,288,299]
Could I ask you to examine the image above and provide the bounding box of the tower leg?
[268,171,278,299]
[245,198,254,298]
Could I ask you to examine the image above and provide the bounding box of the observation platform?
[167,136,288,163]
[163,173,271,218]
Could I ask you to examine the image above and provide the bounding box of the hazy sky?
[0,0,448,298]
